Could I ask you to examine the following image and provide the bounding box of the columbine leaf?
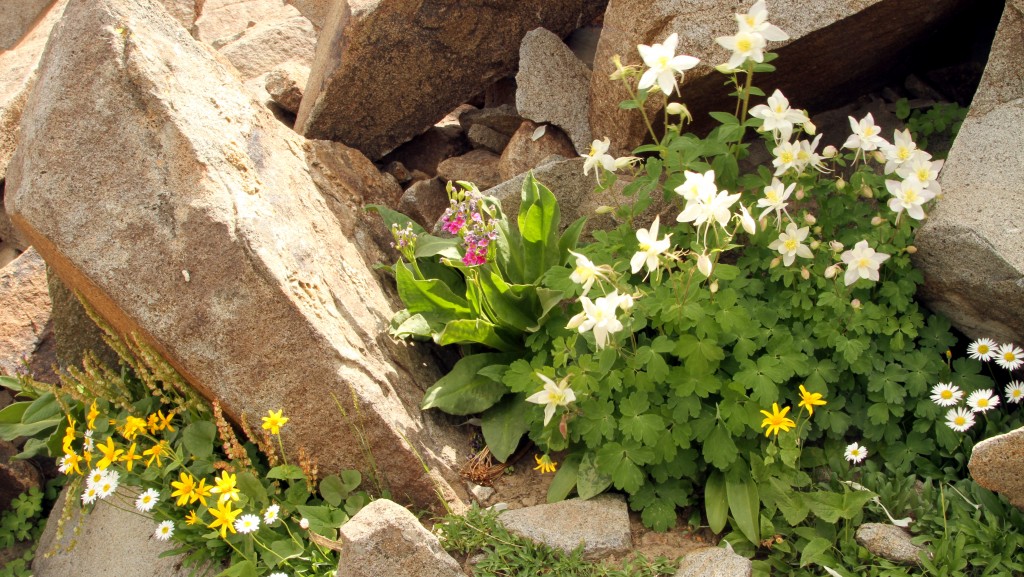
[576,452,612,500]
[421,354,513,415]
[481,394,529,462]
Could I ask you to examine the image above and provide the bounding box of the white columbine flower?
[796,135,827,173]
[674,169,718,202]
[234,514,261,534]
[1005,381,1024,404]
[844,442,868,464]
[929,383,963,407]
[967,338,997,362]
[566,291,626,349]
[136,488,160,512]
[583,137,616,179]
[749,89,808,143]
[768,222,812,267]
[842,113,887,154]
[264,504,280,525]
[757,177,794,221]
[966,389,1000,413]
[569,250,610,296]
[738,204,757,235]
[882,129,919,174]
[735,0,789,41]
[896,154,943,195]
[995,343,1024,371]
[771,139,801,176]
[525,373,577,426]
[677,188,741,229]
[636,33,700,96]
[945,407,975,432]
[155,520,175,541]
[631,216,673,275]
[696,252,714,277]
[840,240,890,286]
[885,178,935,221]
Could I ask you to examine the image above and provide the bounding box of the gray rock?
[218,12,316,80]
[498,120,578,181]
[0,0,52,52]
[380,124,470,179]
[467,124,511,154]
[384,161,412,185]
[47,271,120,372]
[0,439,41,511]
[855,523,928,565]
[484,77,518,109]
[33,487,201,577]
[437,150,502,191]
[675,546,752,577]
[468,482,495,503]
[193,0,291,47]
[399,177,449,229]
[517,28,593,155]
[337,499,467,577]
[295,0,608,159]
[460,104,524,138]
[912,1,1024,345]
[969,425,1024,511]
[6,0,469,512]
[497,494,631,559]
[265,61,310,114]
[0,248,51,377]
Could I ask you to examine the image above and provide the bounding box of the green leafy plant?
[893,98,967,157]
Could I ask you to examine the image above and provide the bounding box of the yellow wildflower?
[121,442,143,472]
[147,413,160,435]
[210,471,239,504]
[185,509,201,525]
[533,454,558,474]
[143,440,168,468]
[797,385,827,417]
[86,400,99,429]
[122,415,148,440]
[207,500,241,539]
[170,472,198,507]
[156,410,176,432]
[62,416,77,454]
[63,451,84,475]
[759,403,796,437]
[261,409,288,435]
[192,477,213,506]
[95,436,124,469]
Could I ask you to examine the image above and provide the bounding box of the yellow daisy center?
[978,345,990,354]
[955,416,966,425]
[978,398,989,408]
[940,390,953,399]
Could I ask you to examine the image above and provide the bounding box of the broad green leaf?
[517,173,561,283]
[217,560,257,577]
[0,402,30,425]
[557,217,587,265]
[21,392,59,423]
[319,474,347,507]
[481,394,529,462]
[800,537,833,567]
[365,205,426,235]
[420,353,514,415]
[267,539,303,568]
[547,452,581,503]
[726,470,760,545]
[296,504,348,533]
[436,319,516,351]
[267,464,306,481]
[576,452,612,500]
[182,421,217,459]
[0,375,22,393]
[413,235,461,259]
[236,471,268,507]
[0,418,61,442]
[705,470,728,534]
[703,423,738,470]
[395,262,470,317]
[341,470,362,493]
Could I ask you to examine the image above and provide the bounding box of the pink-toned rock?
[0,0,52,51]
[193,0,292,47]
[265,61,310,113]
[218,12,316,80]
[159,0,199,29]
[969,425,1024,511]
[499,121,578,181]
[437,150,501,190]
[398,177,448,229]
[6,0,468,512]
[295,0,608,159]
[0,248,51,377]
[286,0,328,30]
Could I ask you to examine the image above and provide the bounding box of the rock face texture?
[0,248,51,377]
[336,499,467,577]
[295,0,608,159]
[497,495,632,559]
[855,523,928,565]
[498,121,577,181]
[265,61,310,113]
[674,546,752,577]
[0,0,53,51]
[5,0,468,511]
[912,0,1024,344]
[217,12,316,80]
[589,0,972,156]
[969,425,1024,511]
[516,28,593,155]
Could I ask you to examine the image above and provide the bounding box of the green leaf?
[0,402,30,425]
[517,173,561,283]
[295,505,348,533]
[547,453,581,503]
[705,470,728,534]
[413,235,461,259]
[21,392,59,423]
[641,498,678,532]
[481,394,529,462]
[576,453,612,500]
[236,471,268,507]
[267,464,306,481]
[341,470,362,493]
[0,418,61,442]
[709,111,741,125]
[267,539,303,568]
[365,205,426,236]
[726,470,760,545]
[319,474,347,507]
[703,423,738,470]
[182,421,217,460]
[0,375,23,393]
[420,353,513,415]
[217,560,257,577]
[435,319,516,351]
[800,537,833,567]
[557,217,587,265]
[395,262,470,318]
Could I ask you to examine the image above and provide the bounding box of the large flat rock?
[0,0,53,52]
[0,248,51,377]
[589,0,971,156]
[295,0,607,159]
[912,0,1024,344]
[5,0,468,511]
[969,425,1024,511]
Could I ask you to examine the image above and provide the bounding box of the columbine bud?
[709,280,719,293]
[666,102,687,115]
[813,226,822,235]
[835,177,846,190]
[871,216,885,226]
[870,150,886,164]
[595,205,615,214]
[614,156,641,170]
[823,145,838,158]
[861,185,873,198]
[824,264,839,279]
[770,257,781,269]
[697,252,713,277]
[795,189,805,201]
[850,299,862,310]
[609,55,627,80]
[829,240,844,252]
[803,119,816,135]
[300,518,310,529]
[739,204,757,235]
[804,213,817,226]
[810,240,821,250]
[906,245,918,254]
[617,293,635,312]
[800,268,810,280]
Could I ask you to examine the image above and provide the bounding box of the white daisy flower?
[967,338,998,362]
[945,407,975,432]
[86,468,106,489]
[83,429,95,451]
[929,383,963,407]
[1005,381,1024,404]
[264,504,280,525]
[844,442,868,464]
[966,389,1000,413]
[136,488,160,512]
[268,573,288,577]
[97,475,119,499]
[234,514,260,534]
[81,486,99,505]
[995,343,1024,371]
[154,520,174,541]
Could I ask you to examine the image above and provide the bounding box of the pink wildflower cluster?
[440,194,496,266]
[389,222,418,259]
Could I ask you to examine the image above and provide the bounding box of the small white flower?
[738,204,757,235]
[756,177,794,221]
[81,486,99,505]
[896,154,943,195]
[630,216,673,275]
[525,373,577,426]
[945,407,976,432]
[57,455,74,474]
[136,488,160,512]
[995,343,1023,371]
[771,140,801,176]
[885,178,935,221]
[568,251,610,296]
[967,389,1000,413]
[234,514,261,534]
[677,188,741,229]
[929,383,963,407]
[154,520,174,541]
[734,0,789,41]
[636,33,700,96]
[83,429,95,451]
[268,573,288,577]
[840,240,890,286]
[86,468,105,489]
[674,169,718,202]
[768,222,812,267]
[967,338,998,362]
[843,113,887,153]
[299,518,310,530]
[749,89,808,143]
[264,504,280,525]
[1005,381,1024,404]
[844,442,868,464]
[696,252,713,277]
[566,291,626,349]
[882,129,919,174]
[715,27,767,70]
[582,137,616,179]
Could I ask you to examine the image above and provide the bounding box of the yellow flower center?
[736,35,752,52]
[658,55,670,68]
[898,147,911,160]
[941,390,952,399]
[1005,352,1017,362]
[1013,390,1022,398]
[917,168,930,181]
[978,345,990,354]
[978,398,989,408]
[955,416,966,425]
[857,257,871,269]
[765,191,779,203]
[903,189,919,203]
[784,239,798,252]
[864,126,876,137]
[780,151,794,164]
[639,242,651,252]
[589,145,597,156]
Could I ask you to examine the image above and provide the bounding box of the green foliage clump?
[894,98,967,157]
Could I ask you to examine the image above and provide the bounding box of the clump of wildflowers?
[440,181,498,266]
